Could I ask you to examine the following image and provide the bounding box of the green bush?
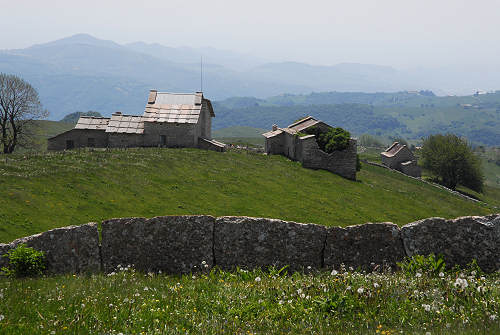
[1,244,46,277]
[306,126,351,153]
[397,254,445,276]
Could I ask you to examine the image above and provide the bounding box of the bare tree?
[0,73,47,153]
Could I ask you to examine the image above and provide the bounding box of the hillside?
[0,148,495,243]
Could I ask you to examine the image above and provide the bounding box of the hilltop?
[0,148,495,243]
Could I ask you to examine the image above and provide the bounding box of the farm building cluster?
[380,142,421,177]
[262,116,358,180]
[48,91,225,152]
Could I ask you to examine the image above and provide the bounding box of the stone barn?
[380,142,421,177]
[48,91,225,151]
[263,116,357,180]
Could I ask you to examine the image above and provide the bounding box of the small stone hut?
[48,91,225,152]
[381,142,421,177]
[263,116,357,180]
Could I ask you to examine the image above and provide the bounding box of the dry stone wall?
[0,214,498,275]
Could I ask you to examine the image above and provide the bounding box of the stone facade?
[214,216,326,272]
[381,142,421,177]
[401,214,500,272]
[48,91,225,152]
[263,116,357,180]
[101,215,214,273]
[324,223,406,271]
[1,214,499,275]
[0,223,100,274]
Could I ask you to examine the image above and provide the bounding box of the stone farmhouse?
[48,91,225,152]
[262,116,357,180]
[380,142,421,177]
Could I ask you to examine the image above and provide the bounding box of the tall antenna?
[200,56,203,92]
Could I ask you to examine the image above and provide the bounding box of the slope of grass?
[0,148,495,243]
[0,267,498,334]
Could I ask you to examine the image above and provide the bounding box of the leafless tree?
[0,73,47,153]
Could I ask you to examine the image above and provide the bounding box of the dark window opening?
[66,140,74,150]
[88,138,95,147]
[160,135,167,146]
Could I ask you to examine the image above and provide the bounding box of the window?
[160,135,167,146]
[87,138,95,147]
[66,140,74,150]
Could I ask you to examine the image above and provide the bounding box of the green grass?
[0,148,496,243]
[0,266,498,334]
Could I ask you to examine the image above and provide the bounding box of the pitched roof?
[143,91,214,124]
[105,112,144,134]
[381,142,406,157]
[74,116,110,130]
[288,116,320,132]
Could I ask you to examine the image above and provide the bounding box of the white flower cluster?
[454,278,468,289]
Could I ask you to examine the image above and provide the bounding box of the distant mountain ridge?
[0,34,427,120]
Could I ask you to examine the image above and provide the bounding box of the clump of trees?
[421,134,484,192]
[305,126,351,153]
[0,73,47,153]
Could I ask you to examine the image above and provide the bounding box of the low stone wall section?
[0,214,499,275]
[325,223,406,271]
[401,214,500,272]
[214,216,326,272]
[101,215,214,274]
[0,223,100,274]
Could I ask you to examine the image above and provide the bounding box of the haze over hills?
[0,33,432,120]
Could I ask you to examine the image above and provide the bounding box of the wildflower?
[346,286,351,291]
[307,266,312,270]
[439,272,445,278]
[297,288,302,294]
[422,304,431,312]
[357,287,364,294]
[107,271,116,277]
[425,332,431,335]
[331,269,338,276]
[373,283,380,289]
[490,314,497,321]
[81,303,85,308]
[144,286,149,291]
[278,300,284,305]
[0,315,4,321]
[109,304,113,308]
[454,278,468,289]
[300,293,305,298]
[255,277,261,282]
[416,272,422,278]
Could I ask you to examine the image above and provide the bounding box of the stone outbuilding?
[48,91,225,152]
[262,116,357,180]
[381,142,421,177]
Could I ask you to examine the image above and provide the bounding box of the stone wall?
[0,214,498,275]
[48,129,109,151]
[300,138,357,180]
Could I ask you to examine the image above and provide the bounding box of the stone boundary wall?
[0,214,498,275]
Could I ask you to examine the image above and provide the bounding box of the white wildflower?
[297,288,302,294]
[416,272,422,278]
[307,266,312,270]
[439,272,445,278]
[255,276,261,282]
[346,286,351,291]
[357,287,364,294]
[306,295,310,300]
[144,286,149,291]
[0,315,4,321]
[425,332,431,335]
[201,260,206,265]
[300,293,305,298]
[454,278,468,289]
[373,283,380,289]
[123,298,129,303]
[109,304,113,308]
[490,314,497,321]
[331,269,338,276]
[422,304,431,312]
[278,300,283,305]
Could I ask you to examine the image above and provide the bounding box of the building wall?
[200,102,212,139]
[142,122,197,147]
[400,161,422,178]
[300,137,357,180]
[108,133,144,148]
[265,133,285,155]
[47,129,108,151]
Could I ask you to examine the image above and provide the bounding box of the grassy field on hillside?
[0,148,496,243]
[0,266,498,334]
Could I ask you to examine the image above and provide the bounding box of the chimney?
[272,124,278,131]
[148,90,157,104]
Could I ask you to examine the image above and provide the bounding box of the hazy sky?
[1,0,499,69]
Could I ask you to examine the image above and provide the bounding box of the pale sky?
[1,0,499,69]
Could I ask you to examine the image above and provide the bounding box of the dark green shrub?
[306,126,351,153]
[1,244,46,277]
[356,154,362,171]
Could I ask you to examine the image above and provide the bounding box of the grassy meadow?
[0,266,498,334]
[0,148,496,243]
